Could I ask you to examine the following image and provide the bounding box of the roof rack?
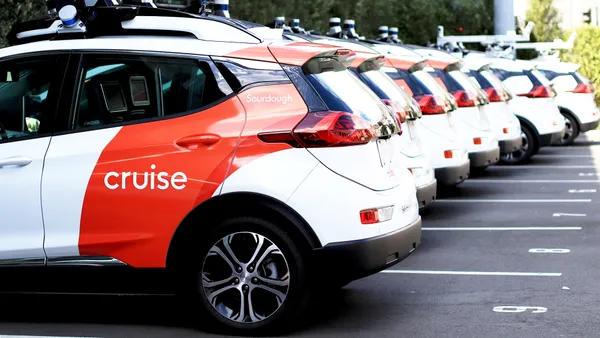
[7,0,263,47]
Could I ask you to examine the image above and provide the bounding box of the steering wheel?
[0,122,8,140]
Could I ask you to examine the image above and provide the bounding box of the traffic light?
[583,8,592,24]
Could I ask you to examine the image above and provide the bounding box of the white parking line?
[569,189,597,193]
[380,270,561,277]
[553,213,586,217]
[490,165,597,169]
[423,227,582,231]
[0,336,100,338]
[529,248,570,253]
[534,154,595,158]
[437,199,591,203]
[579,173,596,176]
[465,180,600,183]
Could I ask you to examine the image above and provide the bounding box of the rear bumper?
[580,119,600,133]
[539,130,564,147]
[313,217,422,283]
[499,137,522,154]
[469,147,500,168]
[434,160,470,186]
[416,179,437,208]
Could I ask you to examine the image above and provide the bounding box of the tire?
[559,112,579,145]
[499,124,537,165]
[184,216,311,336]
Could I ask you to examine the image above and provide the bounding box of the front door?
[0,54,68,265]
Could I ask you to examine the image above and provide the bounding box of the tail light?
[360,205,394,224]
[452,90,480,107]
[570,83,595,94]
[518,85,556,98]
[414,94,447,115]
[258,111,376,148]
[485,88,507,102]
[382,99,406,134]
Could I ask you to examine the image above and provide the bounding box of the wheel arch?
[558,106,581,129]
[166,192,322,268]
[517,116,539,140]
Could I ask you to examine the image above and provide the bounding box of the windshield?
[306,68,399,137]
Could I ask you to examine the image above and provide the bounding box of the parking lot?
[0,132,599,338]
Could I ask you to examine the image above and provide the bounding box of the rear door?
[41,52,243,268]
[0,53,68,265]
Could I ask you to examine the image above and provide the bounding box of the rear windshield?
[528,69,551,86]
[358,69,410,106]
[490,67,525,81]
[304,65,397,136]
[413,69,450,98]
[574,71,592,85]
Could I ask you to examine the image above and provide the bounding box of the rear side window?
[302,57,398,136]
[538,69,560,81]
[574,71,592,85]
[356,69,409,105]
[411,70,447,98]
[74,55,229,130]
[490,68,525,81]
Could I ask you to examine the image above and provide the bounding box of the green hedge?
[560,26,600,105]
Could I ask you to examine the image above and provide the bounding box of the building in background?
[515,0,600,29]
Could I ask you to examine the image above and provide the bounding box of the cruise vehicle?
[417,56,500,172]
[405,47,523,158]
[0,1,421,334]
[283,33,437,206]
[535,60,600,144]
[464,55,566,164]
[381,53,471,186]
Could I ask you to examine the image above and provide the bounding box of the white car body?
[465,55,566,153]
[534,60,600,142]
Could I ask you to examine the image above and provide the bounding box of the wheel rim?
[501,130,529,162]
[562,116,573,141]
[202,232,290,323]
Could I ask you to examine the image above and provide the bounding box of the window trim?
[0,52,71,145]
[55,51,236,137]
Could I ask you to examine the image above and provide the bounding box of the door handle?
[0,156,32,168]
[175,134,221,149]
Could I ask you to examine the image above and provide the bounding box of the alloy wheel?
[501,130,529,163]
[202,232,290,323]
[562,116,573,142]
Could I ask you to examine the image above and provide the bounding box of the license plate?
[377,138,394,167]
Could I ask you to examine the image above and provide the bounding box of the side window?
[0,55,65,142]
[74,55,228,130]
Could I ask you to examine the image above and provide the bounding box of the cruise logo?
[104,164,187,190]
[246,93,293,105]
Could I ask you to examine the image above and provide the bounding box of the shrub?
[560,26,600,105]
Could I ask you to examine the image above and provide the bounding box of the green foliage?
[0,0,46,48]
[560,26,600,105]
[526,0,562,42]
[230,0,494,44]
[0,0,494,47]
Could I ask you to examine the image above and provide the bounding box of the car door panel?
[42,53,244,268]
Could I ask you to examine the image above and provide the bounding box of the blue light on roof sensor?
[58,5,78,27]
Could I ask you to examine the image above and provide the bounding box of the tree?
[526,0,563,42]
[0,0,46,48]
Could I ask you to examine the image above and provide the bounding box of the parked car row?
[1,1,599,336]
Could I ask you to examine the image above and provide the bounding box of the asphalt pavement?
[2,132,600,338]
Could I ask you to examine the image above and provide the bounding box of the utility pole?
[494,0,515,35]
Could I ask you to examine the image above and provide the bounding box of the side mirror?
[0,69,20,82]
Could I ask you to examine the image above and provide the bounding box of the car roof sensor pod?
[290,18,306,34]
[342,19,359,39]
[327,17,344,38]
[213,0,230,18]
[377,25,389,41]
[389,26,402,43]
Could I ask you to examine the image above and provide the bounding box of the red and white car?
[0,3,421,334]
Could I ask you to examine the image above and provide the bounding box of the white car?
[462,59,523,157]
[1,2,422,334]
[465,55,566,164]
[419,56,500,172]
[283,33,437,206]
[383,53,471,186]
[535,60,600,144]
